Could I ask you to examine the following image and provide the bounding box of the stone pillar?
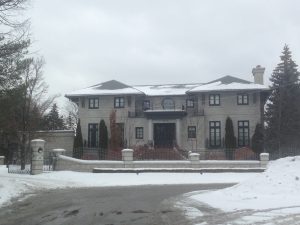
[52,148,66,157]
[0,156,5,165]
[189,153,200,168]
[176,119,181,146]
[148,119,153,139]
[122,149,134,168]
[260,153,269,168]
[51,149,66,171]
[31,139,45,175]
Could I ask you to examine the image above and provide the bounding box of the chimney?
[252,65,265,85]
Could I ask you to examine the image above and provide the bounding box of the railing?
[266,147,300,160]
[133,147,188,160]
[128,111,144,118]
[76,147,122,160]
[196,148,260,160]
[129,108,204,118]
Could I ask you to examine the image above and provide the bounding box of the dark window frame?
[162,98,175,110]
[135,127,144,139]
[143,100,150,110]
[237,93,249,105]
[238,120,250,147]
[186,99,194,108]
[188,126,196,138]
[88,98,99,109]
[209,121,221,147]
[114,97,125,108]
[209,94,220,106]
[88,123,99,147]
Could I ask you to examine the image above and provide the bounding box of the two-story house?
[65,65,269,153]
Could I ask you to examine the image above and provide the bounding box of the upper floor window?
[209,94,220,106]
[188,126,196,138]
[162,98,175,110]
[114,97,125,108]
[88,98,99,109]
[238,121,249,146]
[237,93,249,105]
[136,127,144,139]
[186,99,194,108]
[143,100,150,110]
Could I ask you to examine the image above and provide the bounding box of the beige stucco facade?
[76,90,266,152]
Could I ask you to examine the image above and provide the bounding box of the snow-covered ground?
[0,166,255,208]
[184,156,300,224]
[3,157,300,224]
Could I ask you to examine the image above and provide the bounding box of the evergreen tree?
[252,123,264,153]
[225,117,236,160]
[265,45,300,152]
[99,119,108,159]
[109,110,121,151]
[43,103,65,130]
[73,119,83,159]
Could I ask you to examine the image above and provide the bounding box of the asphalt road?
[0,183,232,225]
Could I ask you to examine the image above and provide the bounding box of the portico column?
[148,119,153,141]
[176,119,181,146]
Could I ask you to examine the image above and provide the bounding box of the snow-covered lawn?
[184,156,300,224]
[0,165,256,208]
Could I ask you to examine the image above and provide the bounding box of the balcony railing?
[128,107,204,118]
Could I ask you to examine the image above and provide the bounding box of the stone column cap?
[52,148,66,152]
[122,149,134,152]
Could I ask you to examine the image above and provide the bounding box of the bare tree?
[0,0,29,28]
[19,57,57,169]
[64,100,78,131]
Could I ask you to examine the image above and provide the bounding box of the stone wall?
[54,151,268,173]
[34,130,74,157]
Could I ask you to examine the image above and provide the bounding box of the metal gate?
[7,143,31,174]
[7,143,53,174]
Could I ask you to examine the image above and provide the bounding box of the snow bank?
[191,156,300,212]
[0,165,256,208]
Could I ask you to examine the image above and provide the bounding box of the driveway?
[0,183,232,225]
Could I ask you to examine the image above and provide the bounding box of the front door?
[154,123,176,148]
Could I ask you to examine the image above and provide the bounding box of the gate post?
[189,153,200,168]
[31,139,45,175]
[260,153,269,168]
[122,149,134,168]
[0,156,4,165]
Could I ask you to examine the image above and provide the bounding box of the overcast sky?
[28,0,300,107]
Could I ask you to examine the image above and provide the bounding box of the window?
[209,94,220,106]
[162,98,175,109]
[88,98,99,109]
[114,97,125,108]
[237,93,249,105]
[88,123,99,147]
[188,126,196,138]
[143,100,150,110]
[238,121,249,146]
[209,121,221,147]
[136,127,144,139]
[186,99,194,108]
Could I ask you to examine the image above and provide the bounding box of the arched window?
[162,98,175,110]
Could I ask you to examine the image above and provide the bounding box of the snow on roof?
[132,84,201,96]
[66,80,144,97]
[65,76,269,97]
[187,81,269,93]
